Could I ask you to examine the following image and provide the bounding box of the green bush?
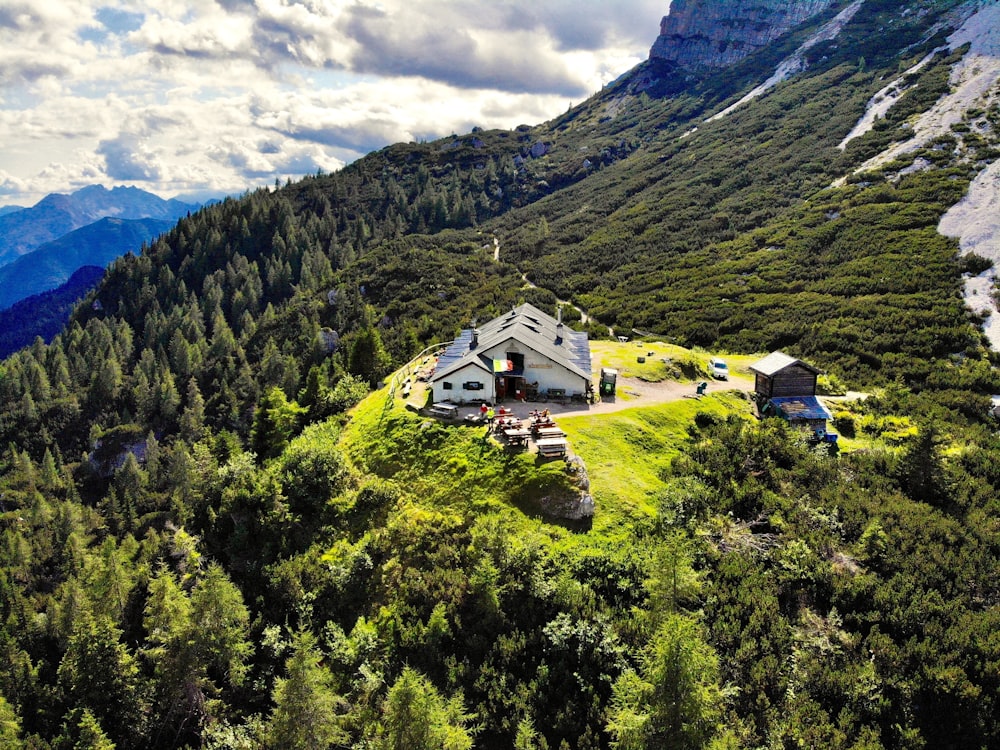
[832,411,856,438]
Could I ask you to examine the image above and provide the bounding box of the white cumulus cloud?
[0,0,667,207]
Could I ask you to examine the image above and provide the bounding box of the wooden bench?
[504,428,531,447]
[533,426,566,439]
[545,388,567,403]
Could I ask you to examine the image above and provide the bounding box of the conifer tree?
[348,325,391,387]
[375,667,473,750]
[266,631,346,749]
[250,388,306,461]
[606,614,724,750]
[0,694,22,748]
[54,708,115,750]
[896,420,948,505]
[179,379,206,444]
[56,614,147,748]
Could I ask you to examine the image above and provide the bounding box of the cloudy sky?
[0,0,669,208]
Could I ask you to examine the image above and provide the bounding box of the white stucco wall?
[431,362,494,404]
[485,338,589,397]
[487,339,587,394]
[432,336,590,404]
[518,360,589,395]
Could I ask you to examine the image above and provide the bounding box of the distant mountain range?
[0,184,199,269]
[0,217,175,310]
[0,185,202,314]
[0,265,104,359]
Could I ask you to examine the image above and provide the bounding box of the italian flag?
[492,359,514,372]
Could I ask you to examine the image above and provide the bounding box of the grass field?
[559,391,752,532]
[588,339,762,386]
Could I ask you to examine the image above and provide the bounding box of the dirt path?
[431,373,756,422]
[519,270,617,338]
[545,373,755,418]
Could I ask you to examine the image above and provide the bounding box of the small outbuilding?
[749,351,821,401]
[750,351,835,442]
[762,395,834,437]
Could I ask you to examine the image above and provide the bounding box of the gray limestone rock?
[649,0,838,69]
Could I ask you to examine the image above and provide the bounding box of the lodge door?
[497,375,525,401]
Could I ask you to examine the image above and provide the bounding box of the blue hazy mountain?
[0,184,198,268]
[0,216,174,310]
[0,265,105,359]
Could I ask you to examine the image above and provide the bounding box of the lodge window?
[443,382,453,390]
[464,381,483,390]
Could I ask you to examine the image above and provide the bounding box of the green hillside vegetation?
[559,392,745,525]
[341,390,583,515]
[4,352,1000,748]
[501,48,995,388]
[2,0,1000,746]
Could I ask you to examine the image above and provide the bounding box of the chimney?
[555,307,563,345]
[470,329,480,349]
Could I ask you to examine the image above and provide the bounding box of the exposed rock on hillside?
[849,1,1000,168]
[940,158,1000,348]
[706,0,864,123]
[649,0,838,69]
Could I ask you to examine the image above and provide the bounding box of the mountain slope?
[649,0,840,69]
[0,184,198,267]
[27,0,989,402]
[482,0,998,385]
[0,217,174,311]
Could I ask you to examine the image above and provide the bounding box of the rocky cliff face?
[649,0,840,68]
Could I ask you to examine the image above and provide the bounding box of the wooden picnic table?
[533,426,566,439]
[534,437,567,456]
[503,428,531,446]
[428,402,458,419]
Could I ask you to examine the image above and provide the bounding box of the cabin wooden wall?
[755,364,817,398]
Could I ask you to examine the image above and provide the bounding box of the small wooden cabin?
[750,352,835,440]
[749,351,820,401]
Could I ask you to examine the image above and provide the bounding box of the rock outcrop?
[649,0,840,69]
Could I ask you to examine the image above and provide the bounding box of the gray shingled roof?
[433,303,591,382]
[749,351,821,377]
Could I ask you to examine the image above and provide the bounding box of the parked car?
[709,357,729,380]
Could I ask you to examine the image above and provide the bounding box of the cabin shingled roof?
[749,351,821,377]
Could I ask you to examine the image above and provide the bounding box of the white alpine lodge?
[430,304,592,405]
